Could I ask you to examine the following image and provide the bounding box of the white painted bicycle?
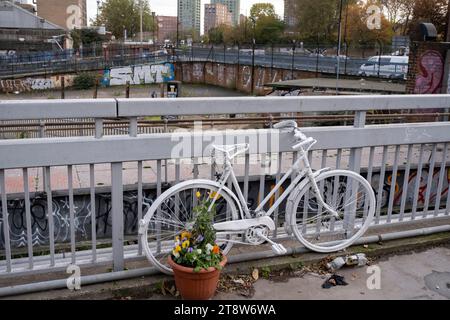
[139,120,376,274]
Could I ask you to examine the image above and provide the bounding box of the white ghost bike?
[139,120,376,274]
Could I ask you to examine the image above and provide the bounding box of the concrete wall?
[0,63,175,93]
[175,61,318,95]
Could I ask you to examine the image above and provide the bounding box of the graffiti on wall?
[0,75,74,93]
[1,167,449,250]
[180,62,296,94]
[414,50,444,94]
[370,168,450,209]
[0,190,156,249]
[104,63,175,86]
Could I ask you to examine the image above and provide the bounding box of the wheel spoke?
[142,184,237,273]
[292,172,375,251]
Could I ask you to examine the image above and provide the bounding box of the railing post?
[129,117,138,137]
[345,110,366,233]
[38,120,45,138]
[95,118,103,139]
[39,120,47,188]
[349,110,366,172]
[61,76,65,100]
[111,162,124,271]
[164,118,168,183]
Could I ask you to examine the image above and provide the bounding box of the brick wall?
[175,61,317,95]
[406,41,450,94]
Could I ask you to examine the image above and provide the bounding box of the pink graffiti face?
[414,50,444,94]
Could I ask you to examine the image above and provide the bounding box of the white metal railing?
[0,95,449,286]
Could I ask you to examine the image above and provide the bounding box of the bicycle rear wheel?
[289,170,375,252]
[140,180,239,274]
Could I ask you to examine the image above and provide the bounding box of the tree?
[208,26,225,44]
[227,17,252,44]
[253,15,285,44]
[295,0,339,43]
[248,3,285,44]
[70,28,105,49]
[93,0,155,40]
[250,3,277,19]
[406,0,448,39]
[380,0,414,33]
[346,1,393,52]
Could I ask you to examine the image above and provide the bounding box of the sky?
[86,0,285,33]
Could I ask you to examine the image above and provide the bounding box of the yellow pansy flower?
[182,240,190,249]
[181,231,191,240]
[174,245,181,253]
[209,191,222,200]
[196,191,201,198]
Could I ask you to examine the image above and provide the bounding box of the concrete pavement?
[2,231,449,300]
[214,246,450,300]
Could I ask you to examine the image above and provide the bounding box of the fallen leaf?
[168,285,176,296]
[252,269,259,281]
[233,279,245,285]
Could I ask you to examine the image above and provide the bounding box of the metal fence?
[176,45,408,79]
[0,95,449,294]
[1,43,408,80]
[0,46,171,79]
[0,119,171,139]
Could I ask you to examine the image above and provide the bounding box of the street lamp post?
[139,0,143,44]
[343,0,349,75]
[139,0,143,57]
[291,39,296,79]
[250,17,256,95]
[152,11,156,52]
[376,39,383,78]
[176,14,179,48]
[96,0,101,20]
[335,0,344,95]
[316,33,320,78]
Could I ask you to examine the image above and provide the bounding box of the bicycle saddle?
[273,120,298,130]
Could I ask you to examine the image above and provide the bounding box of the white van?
[358,55,408,79]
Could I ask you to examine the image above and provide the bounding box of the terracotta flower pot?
[168,255,227,300]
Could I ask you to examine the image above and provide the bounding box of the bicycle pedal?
[271,243,287,255]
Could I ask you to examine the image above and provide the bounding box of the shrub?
[73,73,96,90]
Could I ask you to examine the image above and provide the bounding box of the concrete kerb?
[2,230,450,300]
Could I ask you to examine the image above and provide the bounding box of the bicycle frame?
[209,146,332,221]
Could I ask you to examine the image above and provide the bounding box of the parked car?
[358,55,408,79]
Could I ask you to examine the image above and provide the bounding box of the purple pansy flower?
[196,235,204,243]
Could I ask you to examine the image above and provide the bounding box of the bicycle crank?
[254,229,287,255]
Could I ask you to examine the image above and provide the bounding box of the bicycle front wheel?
[140,180,239,274]
[289,170,375,252]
